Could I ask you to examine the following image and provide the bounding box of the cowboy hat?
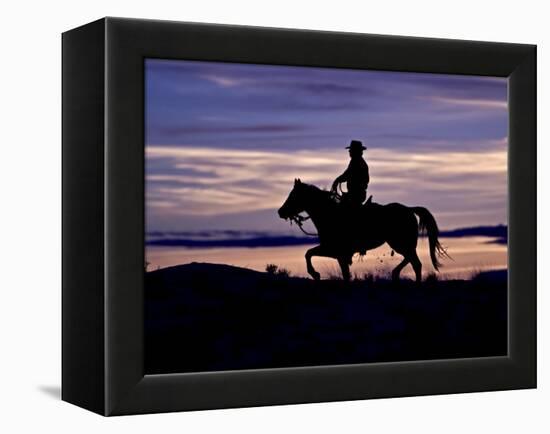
[345,140,366,151]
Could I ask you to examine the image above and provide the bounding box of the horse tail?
[411,207,450,271]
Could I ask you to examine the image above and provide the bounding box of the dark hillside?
[145,263,507,374]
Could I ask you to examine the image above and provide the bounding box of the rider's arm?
[332,168,349,191]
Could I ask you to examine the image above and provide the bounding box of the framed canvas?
[62,17,536,416]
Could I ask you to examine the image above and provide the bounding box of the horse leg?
[410,251,422,283]
[305,245,325,281]
[337,256,352,282]
[392,257,410,282]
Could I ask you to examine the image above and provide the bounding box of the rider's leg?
[348,190,367,255]
[358,190,366,205]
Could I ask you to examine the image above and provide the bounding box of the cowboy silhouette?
[331,140,370,207]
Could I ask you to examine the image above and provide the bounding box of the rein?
[290,214,318,237]
[287,190,342,238]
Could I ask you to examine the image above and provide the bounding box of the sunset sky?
[145,59,508,235]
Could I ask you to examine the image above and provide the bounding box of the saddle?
[337,194,374,210]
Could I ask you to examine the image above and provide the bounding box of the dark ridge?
[439,224,507,239]
[145,262,508,374]
[146,225,507,248]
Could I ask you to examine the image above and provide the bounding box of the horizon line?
[146,224,507,248]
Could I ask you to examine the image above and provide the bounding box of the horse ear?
[297,178,301,184]
[294,178,298,185]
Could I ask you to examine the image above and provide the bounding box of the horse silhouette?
[278,179,449,282]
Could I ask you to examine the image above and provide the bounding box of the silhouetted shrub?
[276,267,291,278]
[425,272,439,284]
[265,264,279,275]
[265,263,291,278]
[361,273,375,284]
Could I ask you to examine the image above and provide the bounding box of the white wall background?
[0,0,547,431]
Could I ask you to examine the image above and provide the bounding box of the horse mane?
[299,182,339,205]
[301,183,335,199]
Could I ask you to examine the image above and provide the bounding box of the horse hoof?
[311,271,321,281]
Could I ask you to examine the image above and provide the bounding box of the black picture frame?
[62,17,536,416]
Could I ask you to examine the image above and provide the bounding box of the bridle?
[287,189,341,238]
[289,214,318,237]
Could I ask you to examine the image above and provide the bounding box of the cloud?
[146,144,507,230]
[199,74,250,88]
[146,59,508,151]
[199,72,367,95]
[145,59,508,232]
[426,96,508,110]
[158,123,307,136]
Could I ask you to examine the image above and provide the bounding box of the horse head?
[278,178,308,220]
